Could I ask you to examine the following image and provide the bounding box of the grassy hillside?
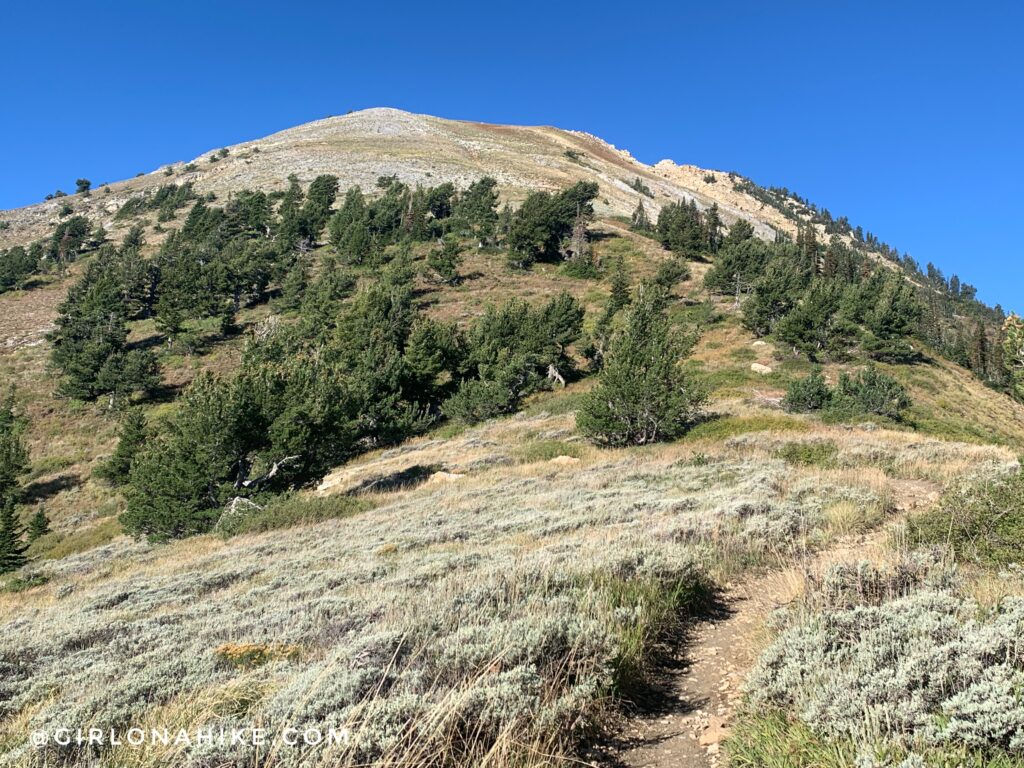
[0,110,1022,768]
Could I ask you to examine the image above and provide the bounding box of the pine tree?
[453,176,499,243]
[0,390,28,505]
[630,199,651,232]
[704,203,722,253]
[27,507,49,541]
[279,255,310,311]
[426,235,463,285]
[50,254,159,400]
[969,321,989,378]
[96,409,148,486]
[605,258,631,321]
[577,287,707,445]
[0,502,26,574]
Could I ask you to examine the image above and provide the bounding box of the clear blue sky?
[2,1,1021,312]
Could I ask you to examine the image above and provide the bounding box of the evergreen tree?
[279,255,310,311]
[300,175,339,243]
[783,370,832,412]
[275,175,305,251]
[0,502,26,574]
[49,254,160,401]
[577,287,707,445]
[630,199,651,232]
[453,177,499,243]
[426,235,463,285]
[507,182,598,266]
[608,258,631,313]
[27,507,49,541]
[969,321,989,378]
[96,409,148,486]
[0,391,28,505]
[704,203,723,253]
[123,373,241,540]
[657,200,706,259]
[723,218,755,247]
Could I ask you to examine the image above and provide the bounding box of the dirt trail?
[601,479,940,768]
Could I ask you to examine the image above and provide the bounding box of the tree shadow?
[346,464,443,495]
[22,473,81,503]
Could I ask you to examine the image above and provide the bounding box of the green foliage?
[47,214,92,266]
[0,393,28,570]
[445,293,585,424]
[0,392,28,506]
[578,288,707,445]
[215,494,372,537]
[783,370,832,412]
[507,181,598,267]
[0,502,26,574]
[514,440,584,463]
[49,251,160,401]
[785,366,911,420]
[833,365,911,419]
[776,440,838,467]
[656,199,720,258]
[652,255,691,291]
[27,507,50,541]
[705,236,775,295]
[115,183,196,221]
[745,555,1024,763]
[627,176,654,197]
[630,198,652,232]
[96,409,148,486]
[908,468,1024,566]
[425,235,463,284]
[451,176,499,242]
[1003,314,1024,399]
[0,245,41,292]
[0,571,49,592]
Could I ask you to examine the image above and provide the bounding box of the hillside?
[0,109,1022,768]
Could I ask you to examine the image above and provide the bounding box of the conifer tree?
[0,502,26,574]
[27,507,49,541]
[453,177,499,243]
[50,254,160,401]
[630,199,651,232]
[96,409,148,486]
[969,321,989,378]
[577,287,707,445]
[426,235,463,285]
[0,391,27,505]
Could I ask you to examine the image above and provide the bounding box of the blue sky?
[2,1,1021,312]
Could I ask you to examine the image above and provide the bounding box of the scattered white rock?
[547,455,580,466]
[750,363,773,375]
[427,471,466,484]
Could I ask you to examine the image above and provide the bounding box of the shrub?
[908,468,1024,566]
[215,494,372,538]
[834,365,911,419]
[443,374,519,424]
[777,440,838,468]
[214,642,301,669]
[783,370,833,412]
[745,557,1024,759]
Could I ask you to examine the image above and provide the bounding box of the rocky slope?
[1,108,781,249]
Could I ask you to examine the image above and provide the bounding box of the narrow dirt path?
[600,479,939,768]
